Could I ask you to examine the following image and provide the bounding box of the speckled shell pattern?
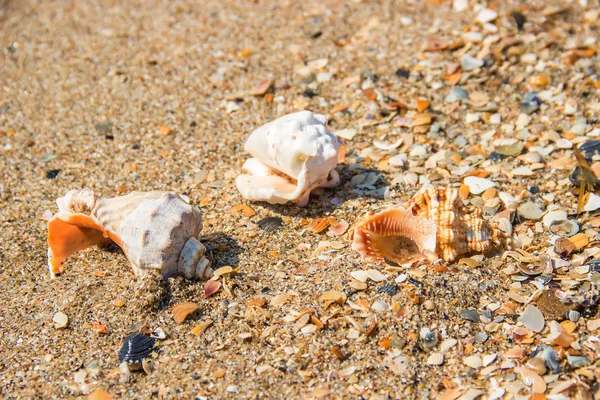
[350,187,506,264]
[47,189,212,280]
[408,187,504,262]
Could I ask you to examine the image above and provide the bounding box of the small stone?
[427,353,444,366]
[476,9,498,23]
[335,128,357,140]
[464,176,495,195]
[518,305,545,332]
[371,300,390,313]
[536,290,570,320]
[463,355,482,369]
[513,166,533,176]
[461,54,484,71]
[366,269,386,282]
[440,338,457,352]
[517,202,544,220]
[459,309,480,323]
[53,312,68,329]
[555,237,575,258]
[423,300,435,310]
[350,270,369,282]
[226,385,238,393]
[584,193,600,212]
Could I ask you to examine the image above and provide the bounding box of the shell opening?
[351,207,437,265]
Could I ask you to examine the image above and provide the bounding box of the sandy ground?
[1,0,600,399]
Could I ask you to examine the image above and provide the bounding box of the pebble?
[463,355,482,369]
[371,300,390,313]
[350,270,369,283]
[518,305,545,332]
[427,353,444,366]
[464,176,495,195]
[584,193,600,212]
[366,269,386,282]
[409,145,427,158]
[459,309,480,323]
[512,166,533,176]
[335,128,358,140]
[476,8,497,23]
[226,385,239,393]
[461,54,484,71]
[517,202,544,220]
[521,151,543,163]
[423,299,435,310]
[53,312,68,329]
[440,338,457,352]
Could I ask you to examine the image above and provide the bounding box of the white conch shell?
[47,189,212,280]
[235,110,342,206]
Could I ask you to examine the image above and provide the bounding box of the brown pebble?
[536,289,570,321]
[554,237,575,258]
[332,345,345,361]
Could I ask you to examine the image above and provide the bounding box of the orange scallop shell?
[349,187,507,264]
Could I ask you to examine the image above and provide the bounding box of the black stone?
[395,68,410,79]
[512,11,526,31]
[46,169,61,179]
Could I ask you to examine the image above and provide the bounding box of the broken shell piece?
[235,111,342,206]
[350,187,508,264]
[47,189,212,280]
[548,220,579,237]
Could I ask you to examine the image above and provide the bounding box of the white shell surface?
[235,111,341,206]
[48,190,212,279]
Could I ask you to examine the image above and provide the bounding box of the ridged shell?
[47,189,212,280]
[118,333,156,363]
[350,187,507,263]
[235,111,342,206]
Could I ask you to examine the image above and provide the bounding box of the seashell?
[235,111,342,206]
[257,216,283,232]
[204,280,221,297]
[118,333,156,364]
[47,189,212,280]
[548,220,579,237]
[171,302,200,324]
[310,217,333,234]
[349,187,508,264]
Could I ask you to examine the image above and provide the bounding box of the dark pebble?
[384,258,399,267]
[257,217,284,233]
[302,89,318,98]
[489,152,504,162]
[459,309,480,323]
[361,71,378,82]
[395,68,410,78]
[118,333,156,364]
[94,121,113,133]
[408,277,423,286]
[512,11,526,30]
[261,286,270,293]
[519,101,539,115]
[46,169,61,179]
[529,186,539,194]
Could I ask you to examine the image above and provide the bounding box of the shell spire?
[47,189,212,280]
[350,187,508,264]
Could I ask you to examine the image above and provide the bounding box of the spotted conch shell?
[349,187,507,264]
[47,189,212,280]
[235,110,342,206]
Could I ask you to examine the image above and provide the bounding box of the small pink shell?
[204,280,222,297]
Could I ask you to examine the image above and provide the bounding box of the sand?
[1,0,600,398]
